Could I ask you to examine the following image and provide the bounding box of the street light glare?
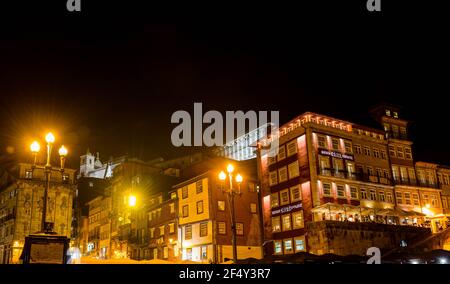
[128,195,137,207]
[45,132,55,143]
[30,141,40,153]
[227,164,234,173]
[59,145,68,156]
[219,171,227,181]
[235,174,243,183]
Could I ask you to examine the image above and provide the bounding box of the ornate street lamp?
[29,132,68,234]
[218,163,243,264]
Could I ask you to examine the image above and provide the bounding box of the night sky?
[0,1,448,169]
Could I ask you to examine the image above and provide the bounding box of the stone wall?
[306,221,431,256]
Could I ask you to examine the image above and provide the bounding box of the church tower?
[79,149,96,177]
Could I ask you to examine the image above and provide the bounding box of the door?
[153,248,158,259]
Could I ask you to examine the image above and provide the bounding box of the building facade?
[174,167,263,263]
[258,105,449,256]
[0,162,76,264]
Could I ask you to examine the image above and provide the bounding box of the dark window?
[185,225,192,240]
[197,201,204,214]
[200,222,208,237]
[196,180,203,194]
[182,205,189,217]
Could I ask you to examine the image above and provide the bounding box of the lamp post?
[218,164,243,264]
[30,132,68,234]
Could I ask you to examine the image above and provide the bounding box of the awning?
[311,202,344,213]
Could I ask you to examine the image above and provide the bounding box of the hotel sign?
[272,202,302,216]
[319,149,354,161]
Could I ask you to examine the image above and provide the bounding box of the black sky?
[0,1,449,168]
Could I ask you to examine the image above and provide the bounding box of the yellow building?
[0,163,76,264]
[175,167,263,263]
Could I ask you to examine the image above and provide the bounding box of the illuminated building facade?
[174,164,263,263]
[258,104,449,256]
[0,163,76,264]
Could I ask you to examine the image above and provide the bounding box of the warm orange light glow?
[227,164,234,173]
[235,174,243,183]
[426,203,431,209]
[58,145,68,156]
[45,132,55,143]
[219,171,227,181]
[128,195,137,207]
[30,141,40,153]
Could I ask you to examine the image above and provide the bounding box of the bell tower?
[79,149,96,177]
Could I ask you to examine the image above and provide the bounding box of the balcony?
[317,168,391,185]
[393,179,440,189]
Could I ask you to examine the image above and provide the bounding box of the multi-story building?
[146,193,178,261]
[173,158,263,263]
[86,195,112,258]
[257,104,449,256]
[0,162,76,264]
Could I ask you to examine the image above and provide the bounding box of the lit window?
[280,189,290,205]
[278,167,288,183]
[287,140,298,156]
[171,192,177,199]
[236,223,244,235]
[292,211,304,229]
[169,203,175,214]
[250,203,257,213]
[431,195,438,207]
[25,170,33,179]
[272,216,281,232]
[274,240,283,255]
[282,214,291,231]
[218,200,225,211]
[269,171,278,186]
[201,246,207,260]
[271,193,279,208]
[318,135,326,148]
[284,239,294,254]
[288,161,300,179]
[393,112,398,118]
[169,223,175,234]
[332,138,339,151]
[218,222,226,234]
[268,156,277,165]
[294,236,306,252]
[322,183,332,197]
[386,110,391,116]
[290,186,302,202]
[278,146,286,161]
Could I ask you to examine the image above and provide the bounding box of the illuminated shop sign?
[319,149,354,161]
[272,202,302,216]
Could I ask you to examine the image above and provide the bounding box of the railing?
[318,168,442,189]
[317,168,391,185]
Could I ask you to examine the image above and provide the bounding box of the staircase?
[382,227,450,258]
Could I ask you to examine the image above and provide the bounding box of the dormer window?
[385,109,391,116]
